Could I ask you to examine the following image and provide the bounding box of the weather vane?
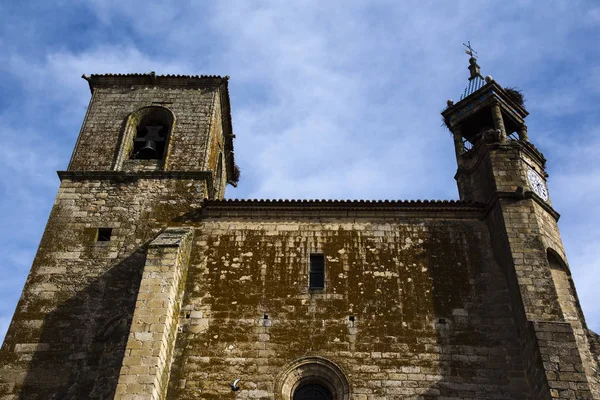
[463,41,478,59]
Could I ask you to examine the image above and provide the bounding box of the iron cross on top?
[463,41,478,58]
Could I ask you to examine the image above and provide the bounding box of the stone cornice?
[82,73,228,92]
[486,190,561,221]
[455,140,546,179]
[58,170,212,183]
[443,80,528,126]
[197,199,486,220]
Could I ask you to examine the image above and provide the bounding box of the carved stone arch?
[275,356,350,400]
[115,105,176,171]
[546,248,570,274]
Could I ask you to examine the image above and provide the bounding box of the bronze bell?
[135,140,158,159]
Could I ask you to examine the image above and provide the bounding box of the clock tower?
[442,56,599,399]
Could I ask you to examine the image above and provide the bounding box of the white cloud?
[586,7,600,25]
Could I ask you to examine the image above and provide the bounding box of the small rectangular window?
[97,228,113,242]
[309,254,325,290]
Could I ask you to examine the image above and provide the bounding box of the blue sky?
[1,1,599,342]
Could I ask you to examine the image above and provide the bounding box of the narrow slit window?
[97,228,113,242]
[309,254,325,290]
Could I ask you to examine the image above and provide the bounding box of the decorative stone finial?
[463,41,482,80]
[468,57,481,80]
[485,75,493,83]
[447,99,454,107]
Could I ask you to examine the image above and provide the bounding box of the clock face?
[527,168,549,201]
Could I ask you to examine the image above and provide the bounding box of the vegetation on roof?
[232,164,241,184]
[504,87,526,110]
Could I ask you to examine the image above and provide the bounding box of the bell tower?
[442,55,535,204]
[0,73,238,398]
[72,73,238,199]
[442,53,600,398]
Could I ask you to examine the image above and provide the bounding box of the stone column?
[518,124,529,142]
[114,228,193,400]
[491,103,507,142]
[452,130,464,159]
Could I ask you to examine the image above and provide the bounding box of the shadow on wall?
[421,224,529,399]
[15,250,146,399]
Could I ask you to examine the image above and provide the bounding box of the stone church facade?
[1,60,599,399]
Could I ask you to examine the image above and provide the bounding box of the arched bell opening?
[115,106,175,171]
[129,107,174,160]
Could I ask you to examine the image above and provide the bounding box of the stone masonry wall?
[0,177,206,399]
[496,198,562,322]
[167,217,530,399]
[68,85,220,172]
[116,228,194,400]
[477,141,595,399]
[536,203,600,398]
[455,147,495,203]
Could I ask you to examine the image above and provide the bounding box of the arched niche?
[214,152,224,199]
[115,106,175,171]
[275,357,350,400]
[547,249,579,323]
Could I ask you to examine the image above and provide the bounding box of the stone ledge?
[58,170,213,181]
[487,191,561,221]
[455,139,546,178]
[149,228,194,248]
[83,73,228,90]
[197,198,486,220]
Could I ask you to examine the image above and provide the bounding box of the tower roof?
[460,56,486,101]
[460,75,486,101]
[443,55,529,143]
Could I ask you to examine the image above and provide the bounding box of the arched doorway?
[276,356,350,400]
[293,383,333,400]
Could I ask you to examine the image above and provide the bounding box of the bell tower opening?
[130,107,172,160]
[293,383,333,400]
[114,105,176,172]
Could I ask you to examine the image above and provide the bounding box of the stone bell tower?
[0,73,237,398]
[443,56,600,399]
